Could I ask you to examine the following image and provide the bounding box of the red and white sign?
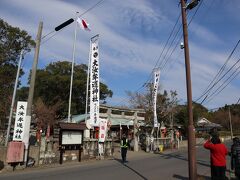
[98,119,107,142]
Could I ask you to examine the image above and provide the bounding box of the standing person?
[230,137,240,179]
[120,134,129,163]
[204,136,228,180]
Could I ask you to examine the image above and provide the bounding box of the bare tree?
[34,98,62,132]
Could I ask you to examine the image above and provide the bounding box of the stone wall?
[0,137,113,170]
[38,137,59,165]
[0,146,7,170]
[37,137,113,165]
[82,139,113,160]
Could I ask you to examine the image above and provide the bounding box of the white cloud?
[1,0,240,110]
[189,22,223,46]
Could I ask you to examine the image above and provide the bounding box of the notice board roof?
[59,122,86,130]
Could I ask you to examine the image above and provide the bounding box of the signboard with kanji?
[98,118,107,142]
[13,101,27,141]
[153,69,160,128]
[89,35,100,127]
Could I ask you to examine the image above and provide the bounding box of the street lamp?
[5,50,24,146]
[185,0,200,10]
[180,0,200,179]
[55,18,74,31]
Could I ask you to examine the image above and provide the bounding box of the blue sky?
[1,0,240,110]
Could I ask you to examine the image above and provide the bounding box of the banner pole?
[85,40,91,125]
[68,12,79,122]
[5,50,24,146]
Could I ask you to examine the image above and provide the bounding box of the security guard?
[120,134,129,163]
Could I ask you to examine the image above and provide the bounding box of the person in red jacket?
[204,136,228,180]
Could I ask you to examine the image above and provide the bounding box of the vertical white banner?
[13,101,27,141]
[22,115,31,148]
[98,118,107,142]
[153,69,160,128]
[89,35,100,126]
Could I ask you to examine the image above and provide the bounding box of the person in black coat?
[230,137,240,179]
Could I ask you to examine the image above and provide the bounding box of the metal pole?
[228,106,233,140]
[171,112,174,149]
[68,12,79,122]
[5,50,24,146]
[134,111,139,152]
[171,112,174,141]
[85,40,91,123]
[120,122,122,140]
[180,0,197,179]
[25,21,43,165]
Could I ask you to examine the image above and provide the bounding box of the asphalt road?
[0,142,234,180]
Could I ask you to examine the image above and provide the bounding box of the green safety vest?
[121,139,128,148]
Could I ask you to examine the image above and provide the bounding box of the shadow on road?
[158,152,210,167]
[158,152,232,176]
[173,174,211,180]
[172,174,188,180]
[114,158,148,180]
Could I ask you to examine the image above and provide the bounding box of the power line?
[196,40,240,102]
[79,0,105,17]
[113,1,204,107]
[160,23,182,70]
[41,30,55,40]
[195,40,240,103]
[200,0,215,21]
[203,60,240,104]
[161,32,182,72]
[204,70,240,105]
[158,14,181,69]
[160,0,203,73]
[141,13,182,88]
[236,97,240,104]
[41,0,106,44]
[41,31,58,45]
[202,59,240,104]
[187,0,203,25]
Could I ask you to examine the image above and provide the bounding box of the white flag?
[89,35,100,126]
[76,17,91,31]
[153,69,160,128]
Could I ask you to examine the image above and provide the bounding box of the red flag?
[76,17,91,31]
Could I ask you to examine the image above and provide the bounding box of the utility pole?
[228,106,233,140]
[24,21,43,164]
[180,0,197,179]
